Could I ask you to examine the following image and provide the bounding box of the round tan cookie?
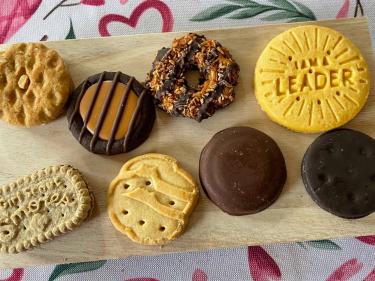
[107,153,199,245]
[255,25,370,133]
[0,43,73,127]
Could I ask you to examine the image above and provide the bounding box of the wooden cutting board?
[0,17,374,268]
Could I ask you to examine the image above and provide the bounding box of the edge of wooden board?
[0,17,373,268]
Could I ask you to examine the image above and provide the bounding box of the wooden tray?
[0,17,374,268]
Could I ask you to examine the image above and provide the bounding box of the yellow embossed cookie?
[255,25,370,133]
[107,153,199,245]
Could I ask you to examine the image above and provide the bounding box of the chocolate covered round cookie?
[302,129,375,218]
[199,127,287,215]
[146,33,240,122]
[67,71,155,155]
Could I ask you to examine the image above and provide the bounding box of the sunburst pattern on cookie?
[107,153,199,245]
[0,43,73,127]
[255,25,370,133]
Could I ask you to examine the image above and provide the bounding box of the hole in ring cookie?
[159,226,166,232]
[145,181,151,186]
[122,210,128,215]
[296,96,300,101]
[169,201,175,206]
[138,220,145,226]
[123,184,130,189]
[288,56,292,61]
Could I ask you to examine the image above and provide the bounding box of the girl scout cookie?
[0,43,73,127]
[255,25,369,133]
[199,127,286,215]
[0,165,93,253]
[108,153,199,245]
[302,129,375,219]
[67,71,155,155]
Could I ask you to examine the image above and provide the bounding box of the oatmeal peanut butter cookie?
[108,153,199,245]
[0,165,93,253]
[0,43,73,127]
[146,33,240,121]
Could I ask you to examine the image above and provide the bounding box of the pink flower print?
[99,0,173,36]
[0,0,42,43]
[356,235,375,245]
[336,0,350,18]
[0,268,24,281]
[248,246,281,281]
[81,0,105,6]
[326,259,363,281]
[364,267,375,281]
[192,269,208,281]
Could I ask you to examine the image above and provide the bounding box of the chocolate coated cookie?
[146,33,240,122]
[67,71,155,155]
[199,127,287,215]
[302,129,375,219]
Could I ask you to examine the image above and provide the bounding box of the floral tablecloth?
[1,0,375,280]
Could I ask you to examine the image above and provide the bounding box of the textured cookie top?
[302,129,375,218]
[0,165,93,253]
[0,43,73,127]
[108,153,199,245]
[146,33,240,121]
[255,25,370,133]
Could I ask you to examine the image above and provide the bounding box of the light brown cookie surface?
[0,165,93,253]
[0,43,73,127]
[107,153,199,245]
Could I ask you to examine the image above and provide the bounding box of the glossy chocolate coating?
[199,127,287,215]
[302,129,375,219]
[66,71,155,155]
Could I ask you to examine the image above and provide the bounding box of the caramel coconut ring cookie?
[0,165,93,253]
[255,25,370,133]
[67,71,156,155]
[0,43,73,127]
[146,33,240,121]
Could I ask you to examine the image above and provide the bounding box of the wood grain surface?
[0,17,374,268]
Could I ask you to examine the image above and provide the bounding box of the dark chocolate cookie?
[199,127,287,215]
[302,129,375,219]
[67,71,155,155]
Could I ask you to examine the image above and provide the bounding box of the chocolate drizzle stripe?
[90,71,121,151]
[69,79,89,129]
[123,89,146,152]
[106,76,135,154]
[79,71,106,142]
